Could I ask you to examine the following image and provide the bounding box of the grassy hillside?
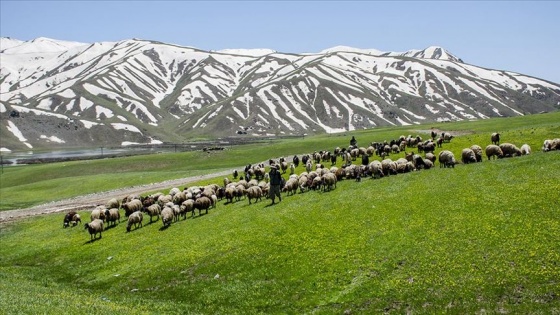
[1,112,559,313]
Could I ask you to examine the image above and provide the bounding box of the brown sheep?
[461,148,477,164]
[499,143,522,157]
[485,145,503,160]
[194,196,212,215]
[104,208,120,227]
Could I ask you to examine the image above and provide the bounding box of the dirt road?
[0,169,233,224]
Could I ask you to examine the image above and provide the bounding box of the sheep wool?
[499,143,522,157]
[161,207,174,227]
[438,150,456,168]
[127,211,143,232]
[520,144,531,155]
[85,219,104,240]
[461,148,477,164]
[485,145,503,160]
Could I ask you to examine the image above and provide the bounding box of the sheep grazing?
[282,178,298,196]
[425,152,436,163]
[70,214,82,227]
[63,211,80,228]
[245,186,263,204]
[105,198,120,210]
[104,208,120,227]
[321,172,337,192]
[90,206,106,222]
[423,159,434,169]
[470,145,483,162]
[368,160,384,179]
[411,154,425,170]
[542,139,552,152]
[84,219,104,240]
[520,144,531,155]
[161,207,174,227]
[381,159,397,176]
[461,148,477,164]
[542,139,560,152]
[438,150,456,168]
[145,204,161,223]
[485,145,503,160]
[224,187,236,204]
[126,211,143,232]
[499,143,522,157]
[194,196,212,215]
[491,132,500,145]
[122,199,143,217]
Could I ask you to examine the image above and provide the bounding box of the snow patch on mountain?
[6,120,33,148]
[111,123,142,133]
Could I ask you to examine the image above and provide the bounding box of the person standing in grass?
[350,136,357,148]
[269,165,282,204]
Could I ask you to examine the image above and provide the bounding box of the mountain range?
[1,37,559,151]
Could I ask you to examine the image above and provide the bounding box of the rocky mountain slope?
[1,37,559,151]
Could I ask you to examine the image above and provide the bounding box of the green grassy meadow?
[1,112,559,314]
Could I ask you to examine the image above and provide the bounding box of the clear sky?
[1,0,559,83]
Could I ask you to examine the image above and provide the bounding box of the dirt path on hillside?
[0,169,234,225]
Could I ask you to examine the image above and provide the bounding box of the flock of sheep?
[64,132,560,241]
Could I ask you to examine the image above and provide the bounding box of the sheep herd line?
[63,132,560,241]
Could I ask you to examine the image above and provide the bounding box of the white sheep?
[145,204,161,223]
[544,138,560,151]
[485,145,503,160]
[542,139,552,152]
[84,219,104,240]
[438,150,456,168]
[105,198,120,210]
[90,206,106,222]
[161,207,174,227]
[126,211,143,232]
[520,144,531,155]
[470,145,483,162]
[169,187,181,196]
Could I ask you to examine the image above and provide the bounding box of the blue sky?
[1,1,559,83]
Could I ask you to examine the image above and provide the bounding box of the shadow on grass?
[159,225,170,231]
[84,236,102,244]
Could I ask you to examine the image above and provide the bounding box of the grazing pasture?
[0,112,559,314]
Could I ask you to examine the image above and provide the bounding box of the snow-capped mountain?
[1,37,559,151]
